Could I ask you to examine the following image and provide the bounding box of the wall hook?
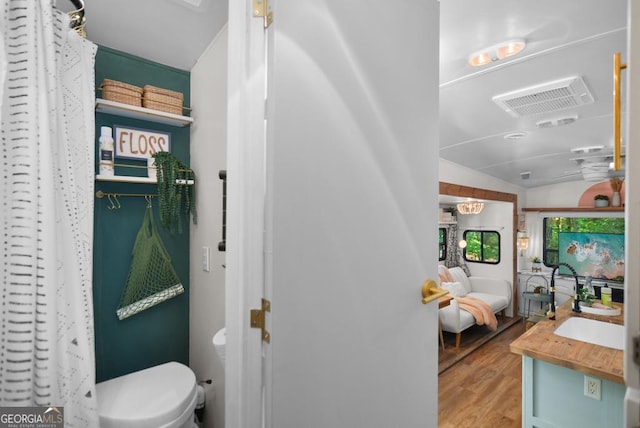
[107,194,115,210]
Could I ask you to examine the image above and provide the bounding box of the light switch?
[202,246,211,272]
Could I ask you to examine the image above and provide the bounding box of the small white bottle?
[99,126,114,176]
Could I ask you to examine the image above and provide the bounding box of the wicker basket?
[100,79,143,106]
[142,85,184,115]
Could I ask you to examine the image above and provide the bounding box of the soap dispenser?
[99,126,114,176]
[601,284,612,307]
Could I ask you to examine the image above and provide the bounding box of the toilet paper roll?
[196,384,206,409]
[213,327,226,368]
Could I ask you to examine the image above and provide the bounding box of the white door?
[226,1,441,427]
[625,0,640,426]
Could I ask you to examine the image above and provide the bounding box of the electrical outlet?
[584,375,601,400]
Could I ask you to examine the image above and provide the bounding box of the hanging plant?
[152,151,197,233]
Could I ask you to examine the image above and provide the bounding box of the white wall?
[189,25,228,428]
[524,180,593,208]
[440,158,526,202]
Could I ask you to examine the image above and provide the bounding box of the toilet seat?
[97,361,197,428]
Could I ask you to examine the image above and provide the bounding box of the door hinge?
[250,298,271,343]
[634,335,640,367]
[253,0,273,28]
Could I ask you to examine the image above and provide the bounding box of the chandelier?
[457,200,484,215]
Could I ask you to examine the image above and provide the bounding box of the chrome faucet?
[548,262,581,320]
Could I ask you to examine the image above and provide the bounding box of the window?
[439,227,446,261]
[542,217,625,266]
[462,230,500,264]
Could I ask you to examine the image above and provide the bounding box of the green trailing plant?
[533,285,545,294]
[578,287,596,306]
[531,256,542,263]
[152,151,197,233]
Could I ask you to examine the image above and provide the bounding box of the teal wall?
[93,46,191,382]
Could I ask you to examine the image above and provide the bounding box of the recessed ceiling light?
[468,39,526,67]
[504,131,528,140]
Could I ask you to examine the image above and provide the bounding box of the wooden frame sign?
[114,125,171,160]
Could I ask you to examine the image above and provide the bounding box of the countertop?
[510,299,624,384]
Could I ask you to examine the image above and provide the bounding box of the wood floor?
[438,320,526,428]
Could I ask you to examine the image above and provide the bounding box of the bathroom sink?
[554,317,624,350]
[578,302,621,316]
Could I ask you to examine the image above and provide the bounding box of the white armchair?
[438,266,512,347]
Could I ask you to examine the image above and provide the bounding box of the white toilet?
[96,361,198,428]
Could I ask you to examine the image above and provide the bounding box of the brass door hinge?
[253,0,273,28]
[250,298,271,343]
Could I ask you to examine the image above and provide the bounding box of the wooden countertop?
[510,300,624,384]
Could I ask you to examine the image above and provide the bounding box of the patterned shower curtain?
[0,2,98,426]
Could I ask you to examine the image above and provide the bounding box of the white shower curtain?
[0,2,98,426]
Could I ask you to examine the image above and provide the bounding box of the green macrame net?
[117,202,184,320]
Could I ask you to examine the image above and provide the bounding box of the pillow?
[438,265,454,284]
[441,281,467,297]
[448,266,472,294]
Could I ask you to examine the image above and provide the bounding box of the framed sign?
[114,125,171,160]
[518,214,526,232]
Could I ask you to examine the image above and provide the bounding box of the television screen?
[558,232,624,283]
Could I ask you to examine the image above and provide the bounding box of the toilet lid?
[97,361,196,428]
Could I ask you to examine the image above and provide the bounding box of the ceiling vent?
[571,145,604,155]
[492,76,594,118]
[536,115,578,129]
[520,171,531,180]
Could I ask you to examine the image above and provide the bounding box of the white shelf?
[96,174,194,185]
[95,98,193,127]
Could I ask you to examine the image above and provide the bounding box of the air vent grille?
[493,76,594,118]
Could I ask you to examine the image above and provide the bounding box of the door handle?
[421,279,449,304]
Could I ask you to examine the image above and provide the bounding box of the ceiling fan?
[550,145,625,182]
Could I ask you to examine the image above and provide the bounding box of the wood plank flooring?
[438,320,526,428]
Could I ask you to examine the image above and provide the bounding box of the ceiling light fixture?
[457,200,484,215]
[468,39,526,67]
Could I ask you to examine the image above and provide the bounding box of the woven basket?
[100,79,143,106]
[143,85,184,115]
